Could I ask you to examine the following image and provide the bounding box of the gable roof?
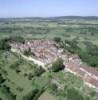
[81,64,98,77]
[89,78,98,87]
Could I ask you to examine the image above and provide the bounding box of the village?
[10,39,98,92]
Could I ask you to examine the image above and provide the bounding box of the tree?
[0,39,11,50]
[51,58,64,72]
[8,36,25,43]
[34,66,45,76]
[67,88,84,100]
[90,90,96,97]
[23,89,39,100]
[54,37,61,43]
[0,74,5,84]
[23,87,45,100]
[49,83,58,92]
[24,48,32,56]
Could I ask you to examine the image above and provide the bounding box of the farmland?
[0,17,98,100]
[0,51,98,100]
[1,17,98,67]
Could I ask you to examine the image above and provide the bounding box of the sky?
[0,0,98,18]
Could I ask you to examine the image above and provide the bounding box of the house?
[11,40,98,91]
[64,54,98,90]
[10,39,63,66]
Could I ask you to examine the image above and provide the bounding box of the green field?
[0,17,98,100]
[0,51,98,100]
[39,92,57,100]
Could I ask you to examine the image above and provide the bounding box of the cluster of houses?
[64,54,98,91]
[10,40,64,65]
[10,39,98,91]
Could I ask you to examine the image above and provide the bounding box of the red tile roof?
[65,55,98,88]
[81,65,98,77]
[66,62,78,72]
[76,68,85,77]
[89,78,98,87]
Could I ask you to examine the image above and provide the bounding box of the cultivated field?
[0,17,98,100]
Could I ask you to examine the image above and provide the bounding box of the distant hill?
[0,16,98,22]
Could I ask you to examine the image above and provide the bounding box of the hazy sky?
[0,0,98,17]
